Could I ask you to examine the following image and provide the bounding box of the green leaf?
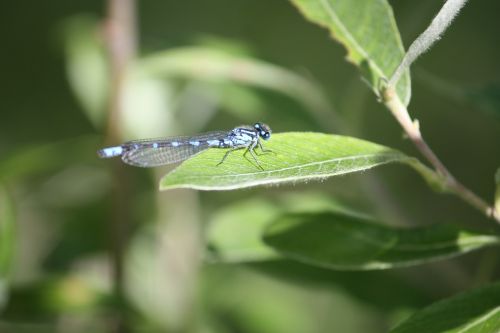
[289,0,411,105]
[160,132,408,191]
[263,211,500,270]
[390,282,500,333]
[0,187,15,311]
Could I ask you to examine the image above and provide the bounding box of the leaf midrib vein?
[182,152,403,180]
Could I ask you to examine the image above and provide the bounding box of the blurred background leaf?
[207,198,280,262]
[207,192,349,263]
[264,211,500,270]
[60,15,109,129]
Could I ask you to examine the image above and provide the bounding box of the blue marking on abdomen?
[207,140,219,146]
[98,146,123,158]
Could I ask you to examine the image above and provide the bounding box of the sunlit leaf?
[390,282,500,333]
[160,132,409,191]
[289,0,411,105]
[263,211,500,270]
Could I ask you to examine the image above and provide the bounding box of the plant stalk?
[381,86,499,224]
[103,0,137,331]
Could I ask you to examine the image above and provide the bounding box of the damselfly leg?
[216,141,265,170]
[256,141,274,156]
[243,141,264,170]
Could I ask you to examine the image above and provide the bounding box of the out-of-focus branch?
[105,0,137,142]
[103,0,137,331]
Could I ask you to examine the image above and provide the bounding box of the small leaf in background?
[207,199,280,262]
[0,187,15,311]
[60,16,109,128]
[137,47,336,124]
[289,0,411,105]
[122,69,175,139]
[263,211,500,270]
[207,193,347,263]
[160,132,407,191]
[390,282,500,333]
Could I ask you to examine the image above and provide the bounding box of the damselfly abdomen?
[97,122,272,169]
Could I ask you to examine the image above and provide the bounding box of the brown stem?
[103,0,137,331]
[382,86,499,223]
[105,0,137,142]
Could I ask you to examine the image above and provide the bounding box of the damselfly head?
[254,122,271,140]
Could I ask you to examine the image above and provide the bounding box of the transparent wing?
[120,131,228,167]
[122,144,206,167]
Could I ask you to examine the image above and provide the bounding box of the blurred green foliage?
[1,1,499,332]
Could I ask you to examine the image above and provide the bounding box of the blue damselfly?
[97,122,272,169]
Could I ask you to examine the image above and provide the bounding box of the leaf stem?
[381,86,499,224]
[389,0,469,87]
